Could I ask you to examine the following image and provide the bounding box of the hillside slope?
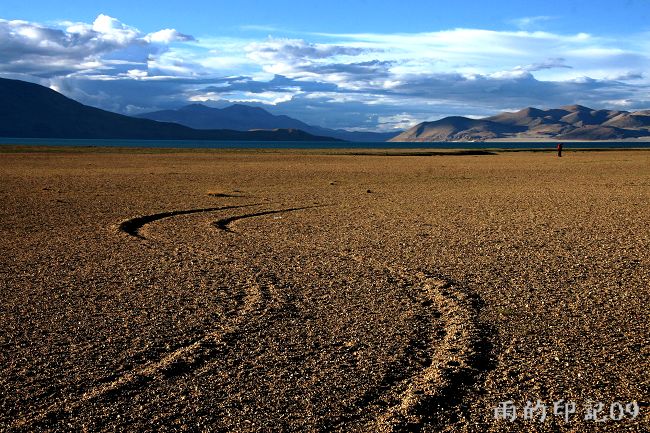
[391,105,650,142]
[0,78,338,141]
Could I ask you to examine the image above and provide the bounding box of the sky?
[1,0,649,131]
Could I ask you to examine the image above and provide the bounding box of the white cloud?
[190,90,297,105]
[514,57,572,72]
[144,28,195,44]
[126,69,148,79]
[90,14,139,44]
[510,16,554,30]
[0,15,195,77]
[2,15,649,130]
[376,113,425,130]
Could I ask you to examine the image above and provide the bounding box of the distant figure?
[557,142,563,157]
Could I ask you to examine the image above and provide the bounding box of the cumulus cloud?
[241,37,390,90]
[0,15,195,77]
[144,29,195,44]
[48,74,200,113]
[87,14,139,44]
[2,14,649,131]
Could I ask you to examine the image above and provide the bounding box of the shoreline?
[2,144,650,155]
[484,136,650,143]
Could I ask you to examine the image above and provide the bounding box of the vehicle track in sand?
[213,205,327,233]
[313,256,490,433]
[118,204,261,239]
[15,201,491,432]
[13,277,270,431]
[208,205,492,431]
[14,204,275,430]
[209,205,491,429]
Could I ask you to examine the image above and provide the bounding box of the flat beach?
[1,147,648,432]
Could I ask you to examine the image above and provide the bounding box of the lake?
[2,137,650,149]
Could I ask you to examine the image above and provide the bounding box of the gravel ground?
[0,147,648,432]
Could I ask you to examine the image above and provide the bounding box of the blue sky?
[1,0,649,131]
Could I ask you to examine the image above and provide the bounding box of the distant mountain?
[138,104,399,142]
[390,105,650,142]
[602,112,650,129]
[390,117,524,142]
[139,103,305,131]
[0,78,340,141]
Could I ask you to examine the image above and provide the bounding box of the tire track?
[12,277,266,431]
[119,203,261,239]
[209,207,491,431]
[316,252,490,432]
[14,204,280,430]
[18,203,490,432]
[370,272,488,432]
[213,204,327,233]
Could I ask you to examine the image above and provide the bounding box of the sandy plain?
[0,146,648,432]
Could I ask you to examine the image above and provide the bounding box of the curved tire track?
[317,253,490,432]
[21,203,490,432]
[15,203,282,430]
[13,278,267,431]
[210,206,491,431]
[119,204,260,239]
[371,272,488,432]
[213,205,327,233]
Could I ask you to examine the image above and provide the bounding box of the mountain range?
[0,78,339,141]
[137,104,399,142]
[391,105,650,142]
[2,77,650,143]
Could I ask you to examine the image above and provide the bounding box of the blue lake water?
[2,137,650,149]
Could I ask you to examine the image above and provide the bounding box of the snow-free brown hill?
[486,107,567,127]
[388,116,523,142]
[602,112,650,129]
[557,104,623,127]
[390,105,650,142]
[556,125,646,140]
